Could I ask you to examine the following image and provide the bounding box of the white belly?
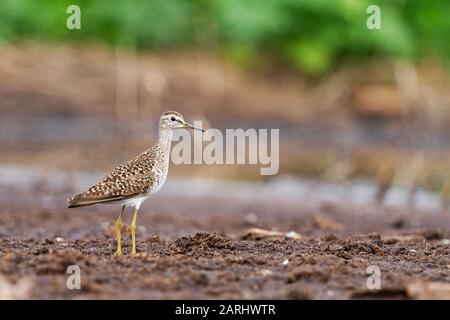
[120,195,151,209]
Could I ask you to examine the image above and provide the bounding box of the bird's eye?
[170,116,176,121]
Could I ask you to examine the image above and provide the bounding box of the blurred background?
[1,0,450,224]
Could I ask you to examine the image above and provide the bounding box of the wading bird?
[67,111,204,256]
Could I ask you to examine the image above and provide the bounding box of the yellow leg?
[130,206,139,256]
[114,206,125,256]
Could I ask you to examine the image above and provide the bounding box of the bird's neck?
[157,128,173,147]
[148,128,173,164]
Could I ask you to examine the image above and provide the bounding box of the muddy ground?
[1,186,450,300]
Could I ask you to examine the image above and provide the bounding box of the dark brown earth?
[1,188,450,299]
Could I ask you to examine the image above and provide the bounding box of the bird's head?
[159,111,204,132]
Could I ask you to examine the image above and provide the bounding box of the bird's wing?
[101,152,157,183]
[67,154,157,207]
[67,175,155,207]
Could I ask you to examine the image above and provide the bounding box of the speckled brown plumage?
[67,111,183,208]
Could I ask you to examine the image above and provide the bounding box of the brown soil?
[1,190,449,299]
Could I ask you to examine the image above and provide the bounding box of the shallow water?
[0,164,443,212]
[1,116,449,151]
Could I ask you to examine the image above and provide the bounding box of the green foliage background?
[0,0,449,75]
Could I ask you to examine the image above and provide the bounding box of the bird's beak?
[181,121,205,132]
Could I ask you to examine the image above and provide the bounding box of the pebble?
[260,269,274,276]
[285,231,302,240]
[244,212,258,225]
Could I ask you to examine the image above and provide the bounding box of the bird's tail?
[67,192,124,208]
[67,193,96,208]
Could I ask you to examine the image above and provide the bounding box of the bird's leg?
[114,205,125,256]
[130,206,139,256]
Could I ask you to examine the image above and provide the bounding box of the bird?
[67,111,204,256]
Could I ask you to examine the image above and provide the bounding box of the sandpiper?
[67,111,204,256]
